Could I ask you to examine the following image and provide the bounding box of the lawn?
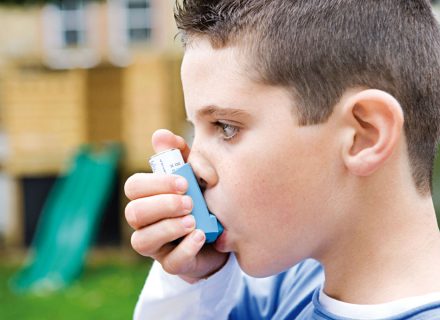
[0,251,152,319]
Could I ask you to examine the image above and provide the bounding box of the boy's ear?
[340,89,404,176]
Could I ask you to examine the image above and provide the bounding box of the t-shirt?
[134,255,440,319]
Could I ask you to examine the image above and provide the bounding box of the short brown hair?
[175,0,440,194]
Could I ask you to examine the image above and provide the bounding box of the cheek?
[221,142,333,240]
[220,155,298,230]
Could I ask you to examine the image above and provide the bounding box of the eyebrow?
[192,105,251,121]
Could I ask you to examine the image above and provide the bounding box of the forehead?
[181,39,254,94]
[181,39,293,121]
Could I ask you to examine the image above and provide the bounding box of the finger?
[130,215,196,257]
[125,194,193,229]
[152,242,175,261]
[152,129,191,160]
[124,173,188,200]
[160,229,205,275]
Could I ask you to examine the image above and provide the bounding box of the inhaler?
[149,149,223,243]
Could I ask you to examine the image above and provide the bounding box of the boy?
[124,0,440,318]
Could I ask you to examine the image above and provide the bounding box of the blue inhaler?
[149,149,223,243]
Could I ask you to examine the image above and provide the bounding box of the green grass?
[0,254,152,319]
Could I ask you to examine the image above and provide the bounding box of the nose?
[187,149,218,192]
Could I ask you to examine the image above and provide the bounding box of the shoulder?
[280,259,324,302]
[241,258,324,299]
[279,258,324,293]
[228,259,324,319]
[269,259,325,319]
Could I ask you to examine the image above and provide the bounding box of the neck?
[319,181,440,304]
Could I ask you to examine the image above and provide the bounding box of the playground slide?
[10,144,121,294]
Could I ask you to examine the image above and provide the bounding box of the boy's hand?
[124,129,228,283]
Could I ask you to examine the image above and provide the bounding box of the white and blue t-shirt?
[135,255,440,319]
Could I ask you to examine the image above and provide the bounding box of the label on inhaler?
[148,148,223,243]
[149,149,185,174]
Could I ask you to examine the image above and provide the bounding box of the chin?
[236,248,300,278]
[235,253,281,278]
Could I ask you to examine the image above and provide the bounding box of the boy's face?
[182,39,342,277]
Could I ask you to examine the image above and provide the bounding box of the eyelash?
[212,121,240,141]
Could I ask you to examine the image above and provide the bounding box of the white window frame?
[108,0,153,66]
[60,2,87,47]
[41,1,100,69]
[126,0,152,43]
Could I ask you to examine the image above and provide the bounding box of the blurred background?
[0,0,187,318]
[0,0,440,319]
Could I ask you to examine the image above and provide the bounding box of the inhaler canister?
[149,148,185,174]
[149,149,223,243]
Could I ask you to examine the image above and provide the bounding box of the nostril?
[198,177,207,192]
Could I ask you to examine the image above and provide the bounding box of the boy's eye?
[213,121,240,141]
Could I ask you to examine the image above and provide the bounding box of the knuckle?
[124,201,139,229]
[124,173,141,198]
[164,194,182,213]
[131,231,151,256]
[179,242,194,259]
[163,219,182,237]
[162,257,183,275]
[130,232,141,253]
[167,175,177,191]
[162,176,177,194]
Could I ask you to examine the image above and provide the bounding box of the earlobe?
[341,89,404,177]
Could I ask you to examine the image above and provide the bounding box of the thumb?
[152,129,191,160]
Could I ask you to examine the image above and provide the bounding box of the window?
[59,0,87,47]
[107,0,154,65]
[42,0,100,69]
[126,0,152,43]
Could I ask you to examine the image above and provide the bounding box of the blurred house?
[0,0,187,248]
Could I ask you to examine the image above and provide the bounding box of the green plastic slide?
[10,144,122,294]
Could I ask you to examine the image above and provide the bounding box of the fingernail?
[192,230,205,243]
[175,177,187,193]
[182,215,195,229]
[181,195,192,213]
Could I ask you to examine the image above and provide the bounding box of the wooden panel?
[86,65,123,143]
[1,67,87,175]
[122,54,175,171]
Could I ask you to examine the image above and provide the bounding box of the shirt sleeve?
[133,254,243,320]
